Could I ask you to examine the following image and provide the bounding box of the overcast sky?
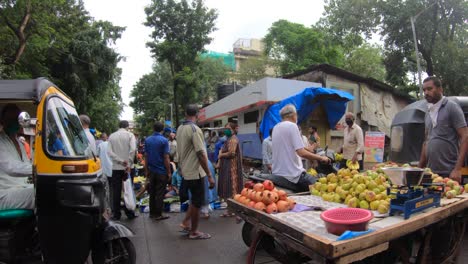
[83,0,325,120]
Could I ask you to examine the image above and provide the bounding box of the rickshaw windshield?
[45,97,92,158]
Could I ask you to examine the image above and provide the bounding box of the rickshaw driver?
[272,104,329,191]
[0,103,34,210]
[418,77,468,182]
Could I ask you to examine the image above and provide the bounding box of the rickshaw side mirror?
[18,111,36,128]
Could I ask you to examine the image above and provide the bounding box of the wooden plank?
[330,198,468,258]
[303,232,334,257]
[335,242,389,264]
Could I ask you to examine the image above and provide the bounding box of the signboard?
[364,131,385,163]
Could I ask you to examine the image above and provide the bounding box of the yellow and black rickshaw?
[0,78,135,263]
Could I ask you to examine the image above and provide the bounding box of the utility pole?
[410,1,439,98]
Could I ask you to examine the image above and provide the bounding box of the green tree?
[263,19,345,75]
[0,0,125,133]
[130,57,229,135]
[144,0,218,126]
[323,0,468,95]
[237,55,272,85]
[343,43,386,81]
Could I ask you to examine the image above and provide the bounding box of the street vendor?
[272,104,329,191]
[418,77,468,182]
[339,112,364,170]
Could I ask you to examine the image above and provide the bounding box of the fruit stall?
[228,164,468,263]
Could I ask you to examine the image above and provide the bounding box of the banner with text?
[364,131,385,163]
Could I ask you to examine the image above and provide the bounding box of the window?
[244,110,258,124]
[390,126,403,152]
[45,97,91,158]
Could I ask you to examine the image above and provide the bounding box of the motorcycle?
[0,78,136,264]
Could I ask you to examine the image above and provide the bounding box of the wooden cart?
[228,194,468,264]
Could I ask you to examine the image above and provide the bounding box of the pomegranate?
[243,198,251,206]
[234,194,242,202]
[262,190,272,205]
[247,189,253,198]
[248,201,256,208]
[266,203,278,214]
[268,192,279,203]
[239,196,247,204]
[286,198,296,210]
[272,188,279,193]
[250,191,257,201]
[255,191,263,202]
[277,200,290,212]
[263,180,275,191]
[253,183,264,192]
[241,188,248,197]
[277,190,287,200]
[254,202,266,211]
[244,180,255,189]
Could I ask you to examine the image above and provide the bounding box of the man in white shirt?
[79,114,97,155]
[262,128,273,173]
[108,120,137,220]
[0,104,34,210]
[340,112,364,169]
[97,133,112,210]
[272,104,329,191]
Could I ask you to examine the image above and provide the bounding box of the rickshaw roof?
[0,78,57,102]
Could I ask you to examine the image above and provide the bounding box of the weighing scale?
[382,167,443,219]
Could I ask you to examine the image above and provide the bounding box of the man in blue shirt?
[145,121,171,220]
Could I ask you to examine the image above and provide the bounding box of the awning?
[259,87,354,138]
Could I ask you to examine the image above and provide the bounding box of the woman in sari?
[218,123,243,217]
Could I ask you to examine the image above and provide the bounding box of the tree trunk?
[169,63,180,127]
[0,0,32,65]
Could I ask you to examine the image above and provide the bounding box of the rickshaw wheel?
[427,215,466,264]
[92,238,136,264]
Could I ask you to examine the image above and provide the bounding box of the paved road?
[123,210,248,264]
[123,210,468,264]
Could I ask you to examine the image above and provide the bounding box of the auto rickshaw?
[389,96,468,183]
[0,78,136,263]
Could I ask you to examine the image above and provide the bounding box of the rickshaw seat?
[0,209,34,220]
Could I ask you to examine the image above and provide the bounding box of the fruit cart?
[228,193,468,264]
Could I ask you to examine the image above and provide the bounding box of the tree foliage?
[144,0,218,126]
[263,19,345,75]
[0,0,125,133]
[130,57,228,136]
[323,0,468,95]
[236,55,272,86]
[343,43,386,81]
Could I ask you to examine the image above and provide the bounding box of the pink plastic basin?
[320,208,373,236]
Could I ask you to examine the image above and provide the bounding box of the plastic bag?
[123,173,136,211]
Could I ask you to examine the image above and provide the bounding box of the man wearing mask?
[0,104,34,210]
[419,77,467,182]
[340,112,364,170]
[272,104,329,192]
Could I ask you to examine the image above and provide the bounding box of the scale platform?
[387,186,442,219]
[382,167,442,219]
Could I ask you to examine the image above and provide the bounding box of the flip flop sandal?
[188,232,211,240]
[179,224,191,233]
[220,213,235,217]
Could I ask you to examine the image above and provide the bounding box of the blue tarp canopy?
[260,87,354,138]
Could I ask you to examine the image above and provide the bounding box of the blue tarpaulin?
[260,87,354,138]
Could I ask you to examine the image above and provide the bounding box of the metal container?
[381,167,425,186]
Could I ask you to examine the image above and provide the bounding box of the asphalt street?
[122,209,468,264]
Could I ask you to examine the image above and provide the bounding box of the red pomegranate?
[254,202,266,211]
[263,180,275,191]
[262,190,272,205]
[277,190,287,201]
[253,183,264,192]
[266,203,278,214]
[234,194,242,202]
[241,188,248,197]
[268,192,279,203]
[277,200,289,212]
[248,201,256,208]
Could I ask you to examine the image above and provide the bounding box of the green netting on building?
[201,51,235,71]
